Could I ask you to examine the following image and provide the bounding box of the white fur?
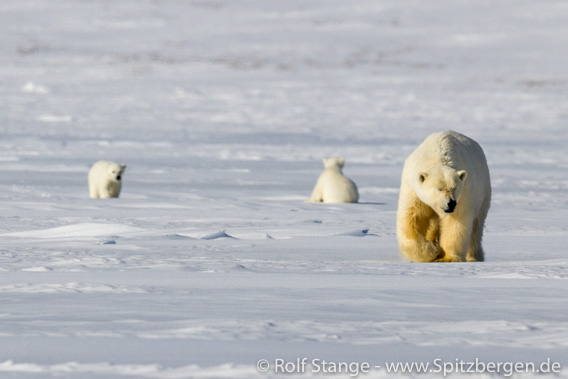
[396,131,491,262]
[307,157,359,203]
[88,160,126,199]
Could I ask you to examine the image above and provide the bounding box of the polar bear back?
[318,168,359,203]
[307,157,359,203]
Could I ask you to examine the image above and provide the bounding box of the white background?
[1,1,567,377]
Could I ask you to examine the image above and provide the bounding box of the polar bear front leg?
[397,212,441,262]
[436,216,472,262]
[97,185,112,199]
[398,228,440,262]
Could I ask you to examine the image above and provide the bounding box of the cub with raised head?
[88,160,126,199]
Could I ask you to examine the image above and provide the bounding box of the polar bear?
[307,157,359,203]
[88,160,126,199]
[396,131,491,262]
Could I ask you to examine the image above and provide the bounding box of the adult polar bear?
[397,131,491,262]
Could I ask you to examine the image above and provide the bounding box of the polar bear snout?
[116,175,121,181]
[445,199,457,213]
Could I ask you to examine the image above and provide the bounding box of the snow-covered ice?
[1,0,567,377]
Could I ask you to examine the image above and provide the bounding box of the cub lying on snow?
[307,157,358,203]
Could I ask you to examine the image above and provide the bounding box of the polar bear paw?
[434,255,463,263]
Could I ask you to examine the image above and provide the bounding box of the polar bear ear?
[418,172,428,183]
[120,164,127,172]
[322,157,342,168]
[337,157,345,168]
[457,170,467,182]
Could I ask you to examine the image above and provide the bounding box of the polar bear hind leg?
[466,217,485,262]
[466,196,490,262]
[88,180,99,199]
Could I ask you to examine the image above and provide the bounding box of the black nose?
[117,175,121,180]
[445,199,457,213]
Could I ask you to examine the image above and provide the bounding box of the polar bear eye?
[437,188,443,192]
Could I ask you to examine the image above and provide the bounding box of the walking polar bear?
[307,157,359,203]
[88,160,126,199]
[396,131,491,262]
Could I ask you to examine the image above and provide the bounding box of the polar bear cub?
[396,131,491,262]
[307,157,359,203]
[88,160,126,199]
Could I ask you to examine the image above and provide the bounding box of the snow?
[1,0,567,377]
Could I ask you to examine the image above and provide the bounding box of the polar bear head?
[322,157,345,169]
[107,162,126,182]
[416,165,467,218]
